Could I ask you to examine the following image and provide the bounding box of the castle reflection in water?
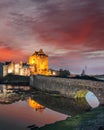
[0,84,69,129]
[0,84,99,117]
[0,85,45,112]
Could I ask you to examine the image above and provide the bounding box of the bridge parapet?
[30,75,104,105]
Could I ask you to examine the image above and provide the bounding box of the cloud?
[0,0,103,74]
[0,47,29,62]
[0,0,103,51]
[84,50,104,58]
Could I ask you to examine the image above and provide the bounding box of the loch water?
[0,84,100,130]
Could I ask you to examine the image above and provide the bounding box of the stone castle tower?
[29,49,50,75]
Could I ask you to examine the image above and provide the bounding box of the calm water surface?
[0,85,68,130]
[0,84,100,130]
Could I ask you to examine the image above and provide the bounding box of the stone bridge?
[30,75,104,105]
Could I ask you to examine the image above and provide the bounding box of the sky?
[0,0,104,74]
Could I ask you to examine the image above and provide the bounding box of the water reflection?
[31,93,92,116]
[0,84,30,104]
[0,84,101,130]
[28,97,45,112]
[0,84,30,93]
[0,85,100,113]
[0,85,68,130]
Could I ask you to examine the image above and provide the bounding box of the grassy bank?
[38,106,104,130]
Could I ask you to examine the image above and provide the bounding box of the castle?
[3,62,30,76]
[29,49,50,75]
[1,49,51,76]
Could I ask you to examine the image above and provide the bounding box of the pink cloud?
[0,47,29,62]
[0,0,103,74]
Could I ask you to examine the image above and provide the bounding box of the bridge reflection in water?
[0,84,101,130]
[0,84,100,115]
[0,84,68,129]
[31,90,100,116]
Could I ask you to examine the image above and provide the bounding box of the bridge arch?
[30,75,104,105]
